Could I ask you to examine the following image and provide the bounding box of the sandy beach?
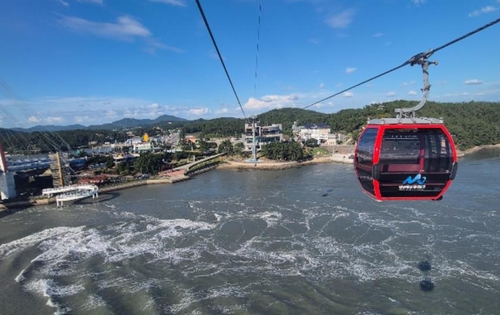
[217,154,353,170]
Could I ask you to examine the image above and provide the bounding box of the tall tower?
[0,141,17,200]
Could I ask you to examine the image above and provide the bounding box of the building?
[0,142,16,200]
[113,152,140,164]
[132,142,153,153]
[298,123,331,143]
[243,121,283,151]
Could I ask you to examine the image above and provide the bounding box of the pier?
[42,184,99,207]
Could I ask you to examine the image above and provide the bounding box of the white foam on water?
[23,278,83,315]
[81,294,107,311]
[0,226,85,258]
[15,268,27,282]
[164,285,246,314]
[24,279,85,297]
[258,211,282,227]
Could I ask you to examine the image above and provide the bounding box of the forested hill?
[233,101,495,150]
[1,101,499,151]
[323,100,500,150]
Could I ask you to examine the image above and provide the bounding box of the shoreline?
[1,144,497,211]
[460,143,500,155]
[0,174,191,211]
[217,154,352,171]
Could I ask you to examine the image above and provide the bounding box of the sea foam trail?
[0,226,85,258]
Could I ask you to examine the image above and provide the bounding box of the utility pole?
[251,115,259,162]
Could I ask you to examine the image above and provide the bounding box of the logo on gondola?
[399,174,426,191]
[402,174,426,185]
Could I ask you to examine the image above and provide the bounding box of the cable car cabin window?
[380,133,421,172]
[425,132,453,173]
[357,128,378,165]
[355,128,378,195]
[379,129,452,174]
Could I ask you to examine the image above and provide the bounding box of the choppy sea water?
[1,150,499,315]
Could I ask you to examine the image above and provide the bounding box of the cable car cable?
[195,0,246,119]
[253,2,262,98]
[302,17,500,110]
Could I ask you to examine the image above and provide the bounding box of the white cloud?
[27,115,62,124]
[59,15,183,54]
[345,67,357,74]
[74,116,89,123]
[319,83,325,89]
[413,0,426,5]
[469,6,498,17]
[188,107,210,116]
[326,8,356,29]
[408,90,417,95]
[464,79,483,85]
[78,0,103,4]
[386,91,396,97]
[244,95,299,110]
[46,116,63,123]
[373,32,384,37]
[28,116,41,123]
[148,0,186,6]
[214,108,229,115]
[400,82,408,87]
[59,15,151,41]
[106,110,117,117]
[56,0,69,6]
[0,96,219,127]
[343,91,354,97]
[144,38,184,54]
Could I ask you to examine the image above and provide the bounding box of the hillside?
[2,101,500,151]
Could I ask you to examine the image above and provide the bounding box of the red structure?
[354,123,458,201]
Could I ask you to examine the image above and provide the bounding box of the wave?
[1,193,499,314]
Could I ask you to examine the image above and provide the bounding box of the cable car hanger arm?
[395,52,438,119]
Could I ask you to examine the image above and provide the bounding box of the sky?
[0,0,499,128]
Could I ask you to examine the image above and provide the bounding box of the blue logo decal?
[403,174,427,185]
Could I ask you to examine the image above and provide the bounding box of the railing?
[41,184,99,207]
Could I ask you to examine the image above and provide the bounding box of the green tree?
[304,138,319,148]
[234,142,245,155]
[262,141,305,161]
[218,140,234,155]
[134,153,164,175]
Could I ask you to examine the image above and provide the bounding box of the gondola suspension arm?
[395,51,438,119]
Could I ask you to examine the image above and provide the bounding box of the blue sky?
[1,0,499,128]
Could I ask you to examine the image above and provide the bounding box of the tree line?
[1,101,499,152]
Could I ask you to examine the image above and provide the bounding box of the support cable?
[195,0,246,118]
[253,2,262,97]
[302,17,500,110]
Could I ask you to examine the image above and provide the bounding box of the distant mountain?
[87,115,188,130]
[10,124,87,132]
[8,115,189,132]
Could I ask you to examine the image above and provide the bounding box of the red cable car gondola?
[354,57,458,201]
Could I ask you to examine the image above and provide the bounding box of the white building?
[243,122,283,151]
[0,143,16,200]
[298,123,330,143]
